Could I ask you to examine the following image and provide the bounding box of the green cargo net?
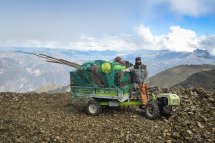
[70,60,133,88]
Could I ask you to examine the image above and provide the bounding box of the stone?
[208,97,214,102]
[172,132,180,138]
[188,112,194,115]
[40,129,45,134]
[1,88,215,143]
[197,122,204,129]
[203,134,209,139]
[55,136,60,140]
[212,128,215,133]
[154,125,158,129]
[187,130,193,135]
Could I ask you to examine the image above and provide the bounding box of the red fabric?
[92,66,98,79]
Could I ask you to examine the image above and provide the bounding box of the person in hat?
[122,57,149,105]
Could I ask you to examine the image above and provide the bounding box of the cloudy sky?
[0,0,215,54]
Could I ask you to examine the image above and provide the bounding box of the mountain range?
[150,64,215,89]
[174,69,215,91]
[0,47,215,92]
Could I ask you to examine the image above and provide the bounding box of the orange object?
[138,83,149,105]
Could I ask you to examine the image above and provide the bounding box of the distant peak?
[193,49,210,57]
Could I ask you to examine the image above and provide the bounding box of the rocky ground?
[0,88,215,143]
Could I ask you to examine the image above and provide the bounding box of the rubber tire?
[161,106,172,118]
[86,100,101,116]
[145,101,160,120]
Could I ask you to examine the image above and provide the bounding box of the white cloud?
[69,35,139,51]
[70,25,214,55]
[0,40,60,49]
[1,25,215,56]
[142,0,215,17]
[136,25,200,52]
[168,0,215,17]
[136,25,154,43]
[199,36,215,55]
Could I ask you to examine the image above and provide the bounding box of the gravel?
[0,88,215,143]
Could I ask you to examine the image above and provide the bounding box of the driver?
[122,57,149,105]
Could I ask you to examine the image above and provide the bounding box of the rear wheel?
[145,101,160,119]
[86,100,101,116]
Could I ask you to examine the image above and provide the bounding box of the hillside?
[0,88,215,142]
[174,69,215,91]
[0,52,73,92]
[34,84,70,94]
[149,64,215,88]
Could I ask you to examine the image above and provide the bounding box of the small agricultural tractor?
[70,59,180,119]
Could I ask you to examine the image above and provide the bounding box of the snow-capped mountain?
[0,47,215,92]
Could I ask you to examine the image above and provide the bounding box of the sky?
[0,0,215,55]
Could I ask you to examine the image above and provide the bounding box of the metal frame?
[70,86,180,107]
[71,86,129,102]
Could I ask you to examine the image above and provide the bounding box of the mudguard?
[156,93,180,106]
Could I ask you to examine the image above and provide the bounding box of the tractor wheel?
[86,100,101,116]
[161,105,172,117]
[145,101,160,119]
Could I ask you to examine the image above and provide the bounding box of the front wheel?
[161,105,172,117]
[86,100,101,116]
[145,101,160,119]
